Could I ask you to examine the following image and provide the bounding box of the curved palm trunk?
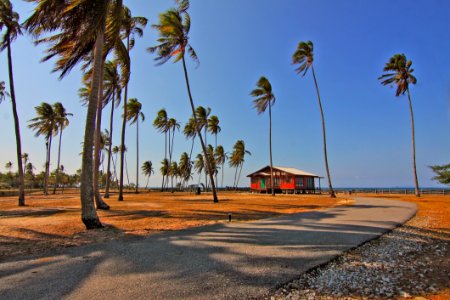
[53,129,64,194]
[93,61,110,210]
[233,167,238,190]
[80,28,104,229]
[221,162,224,188]
[311,66,335,198]
[135,120,139,193]
[269,102,275,196]
[407,88,420,196]
[7,41,25,205]
[182,56,218,202]
[44,134,53,195]
[204,127,208,190]
[161,132,167,191]
[104,94,115,198]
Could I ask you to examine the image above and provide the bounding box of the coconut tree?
[141,160,154,190]
[178,152,191,188]
[208,115,221,186]
[0,0,25,205]
[28,102,58,195]
[379,53,420,196]
[111,145,120,185]
[251,76,276,196]
[195,106,211,189]
[21,153,29,175]
[5,161,12,173]
[229,140,251,189]
[118,9,147,201]
[214,145,227,188]
[194,153,204,186]
[167,117,180,187]
[125,98,144,193]
[170,161,179,193]
[153,108,169,190]
[160,158,169,189]
[52,102,72,194]
[148,0,218,202]
[292,41,335,198]
[0,80,9,103]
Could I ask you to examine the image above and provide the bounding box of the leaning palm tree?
[141,160,154,190]
[0,80,9,103]
[28,102,58,195]
[25,0,126,228]
[167,117,180,187]
[292,41,335,198]
[196,106,211,189]
[251,76,276,196]
[214,145,227,188]
[229,140,251,189]
[148,0,218,202]
[160,158,169,189]
[379,53,420,196]
[125,98,144,193]
[0,0,25,205]
[153,108,169,190]
[52,102,72,194]
[194,153,204,186]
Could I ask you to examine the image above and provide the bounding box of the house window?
[251,177,258,184]
[273,177,280,186]
[284,176,291,184]
[295,177,304,187]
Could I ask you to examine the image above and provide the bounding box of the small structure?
[247,166,322,194]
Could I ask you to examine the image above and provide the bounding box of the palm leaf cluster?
[378,54,417,96]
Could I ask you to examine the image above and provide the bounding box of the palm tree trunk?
[204,127,208,190]
[269,101,275,196]
[53,129,63,194]
[233,167,238,190]
[145,176,150,189]
[125,153,130,187]
[407,88,420,197]
[182,56,218,202]
[105,94,115,198]
[93,60,109,210]
[80,28,104,229]
[311,66,335,198]
[161,132,167,191]
[44,140,49,194]
[45,134,53,195]
[221,162,224,189]
[237,164,243,189]
[215,134,218,189]
[135,121,139,193]
[6,40,25,206]
[119,35,131,201]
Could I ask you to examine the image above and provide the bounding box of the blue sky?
[1,0,449,188]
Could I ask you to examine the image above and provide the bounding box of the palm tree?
[160,158,169,188]
[229,140,251,189]
[141,160,154,190]
[25,0,126,228]
[21,152,29,175]
[251,76,276,196]
[153,108,169,190]
[183,117,197,162]
[0,80,9,103]
[170,161,179,193]
[5,161,12,173]
[125,98,144,193]
[148,0,218,202]
[111,145,120,185]
[52,102,72,194]
[118,9,147,201]
[379,53,420,196]
[0,0,25,205]
[208,115,221,186]
[214,145,227,188]
[103,60,122,198]
[194,153,204,186]
[292,41,335,198]
[28,102,58,195]
[167,117,180,188]
[178,152,191,188]
[195,106,211,189]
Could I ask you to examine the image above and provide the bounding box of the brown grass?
[0,191,347,259]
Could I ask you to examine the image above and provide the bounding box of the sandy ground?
[0,191,347,259]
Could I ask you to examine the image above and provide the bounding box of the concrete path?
[0,197,416,300]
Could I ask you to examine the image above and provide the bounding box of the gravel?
[266,215,449,299]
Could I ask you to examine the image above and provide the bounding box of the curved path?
[0,197,416,299]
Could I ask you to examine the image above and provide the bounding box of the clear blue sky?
[1,0,449,188]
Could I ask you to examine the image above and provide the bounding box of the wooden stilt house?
[247,166,322,194]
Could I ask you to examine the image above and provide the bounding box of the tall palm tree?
[167,117,180,188]
[208,115,221,186]
[103,60,122,198]
[0,0,25,205]
[21,152,29,175]
[25,0,125,228]
[292,41,335,198]
[52,102,72,194]
[153,108,169,190]
[379,53,420,196]
[118,9,147,201]
[125,98,144,193]
[170,161,179,192]
[28,102,58,195]
[183,117,197,162]
[251,76,276,196]
[141,160,154,190]
[5,161,12,173]
[148,0,218,202]
[178,152,191,188]
[214,145,227,188]
[195,106,211,189]
[111,145,120,185]
[0,80,9,103]
[160,158,169,188]
[194,153,204,186]
[229,140,251,189]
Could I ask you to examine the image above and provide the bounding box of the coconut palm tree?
[0,0,25,205]
[5,161,12,173]
[251,76,276,196]
[125,98,144,193]
[141,160,154,190]
[52,102,72,194]
[111,145,120,185]
[28,102,58,195]
[183,117,197,161]
[153,108,169,190]
[21,153,29,175]
[170,161,179,193]
[178,152,191,188]
[148,0,218,202]
[167,117,180,187]
[214,145,227,188]
[292,41,335,198]
[160,158,169,189]
[229,140,251,189]
[208,115,221,186]
[25,0,126,228]
[118,9,147,201]
[195,106,211,189]
[379,53,420,196]
[103,60,122,198]
[194,153,204,186]
[0,80,9,103]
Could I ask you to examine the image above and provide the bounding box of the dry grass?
[0,191,347,259]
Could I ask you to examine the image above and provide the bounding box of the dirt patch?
[0,191,347,260]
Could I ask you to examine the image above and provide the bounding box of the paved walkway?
[0,197,416,299]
